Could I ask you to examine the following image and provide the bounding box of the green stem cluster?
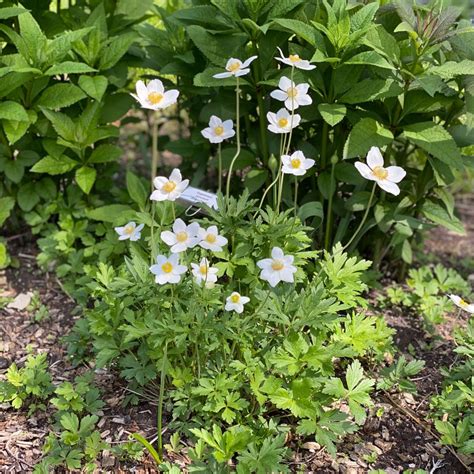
[226,77,241,200]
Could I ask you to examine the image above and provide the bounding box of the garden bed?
[1,196,472,474]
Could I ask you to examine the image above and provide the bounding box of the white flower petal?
[270,90,288,101]
[354,162,375,181]
[376,179,400,196]
[386,166,406,183]
[279,76,292,90]
[367,146,384,169]
[148,79,164,94]
[213,72,232,79]
[242,55,258,68]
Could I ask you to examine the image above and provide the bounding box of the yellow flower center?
[278,118,288,128]
[124,225,134,235]
[271,260,284,271]
[227,61,241,72]
[289,54,300,62]
[199,264,208,275]
[459,298,468,307]
[372,166,388,180]
[163,180,177,193]
[205,233,217,244]
[161,262,173,273]
[231,293,240,303]
[176,231,188,242]
[287,87,298,99]
[214,126,224,136]
[291,158,301,169]
[148,92,163,105]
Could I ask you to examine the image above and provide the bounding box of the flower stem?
[226,77,241,200]
[150,204,156,264]
[217,142,222,194]
[294,175,298,217]
[151,111,159,187]
[342,182,377,252]
[324,161,336,250]
[157,343,167,460]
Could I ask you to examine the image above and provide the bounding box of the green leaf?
[99,33,137,70]
[126,171,148,209]
[339,78,402,104]
[421,199,465,235]
[428,60,474,79]
[75,166,96,194]
[270,19,321,47]
[402,122,463,170]
[36,83,86,109]
[86,204,135,223]
[0,101,29,122]
[60,412,79,432]
[244,169,268,194]
[0,7,28,20]
[17,182,39,211]
[297,201,324,222]
[41,109,76,141]
[30,155,78,175]
[78,75,108,101]
[45,62,96,76]
[318,103,346,126]
[187,25,247,66]
[343,118,393,159]
[344,51,395,69]
[0,197,15,226]
[88,144,122,164]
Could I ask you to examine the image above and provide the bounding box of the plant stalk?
[226,77,241,199]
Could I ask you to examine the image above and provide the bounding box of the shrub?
[139,0,474,264]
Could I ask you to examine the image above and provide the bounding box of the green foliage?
[377,355,425,394]
[72,192,394,469]
[429,319,474,455]
[139,0,474,264]
[381,264,472,332]
[0,353,53,414]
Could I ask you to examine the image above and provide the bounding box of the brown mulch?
[1,194,473,473]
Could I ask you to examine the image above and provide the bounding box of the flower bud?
[268,154,278,176]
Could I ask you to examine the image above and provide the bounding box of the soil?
[1,195,473,473]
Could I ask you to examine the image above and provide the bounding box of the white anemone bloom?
[270,76,312,110]
[275,47,316,70]
[150,168,189,202]
[225,292,250,314]
[161,218,200,253]
[281,151,315,176]
[201,116,235,144]
[191,257,219,286]
[213,56,257,78]
[449,294,474,313]
[267,108,301,134]
[114,222,144,241]
[257,247,297,287]
[354,147,406,196]
[131,79,179,110]
[149,254,187,285]
[198,225,228,252]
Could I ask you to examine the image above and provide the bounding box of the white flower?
[150,168,189,202]
[275,47,316,70]
[257,247,297,287]
[114,222,144,241]
[161,218,200,253]
[131,79,179,110]
[267,108,301,134]
[281,151,315,176]
[225,292,250,314]
[354,147,406,196]
[449,294,474,313]
[198,225,228,252]
[270,76,312,110]
[201,115,235,144]
[213,56,258,78]
[149,254,187,285]
[191,257,219,287]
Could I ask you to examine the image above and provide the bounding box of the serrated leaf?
[126,171,148,209]
[402,122,463,170]
[45,62,96,76]
[30,155,78,175]
[0,101,29,122]
[421,199,465,235]
[75,166,96,194]
[344,51,395,69]
[318,103,346,126]
[0,197,15,226]
[344,118,393,159]
[88,144,122,164]
[99,33,137,70]
[86,204,135,223]
[78,75,108,101]
[36,83,86,109]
